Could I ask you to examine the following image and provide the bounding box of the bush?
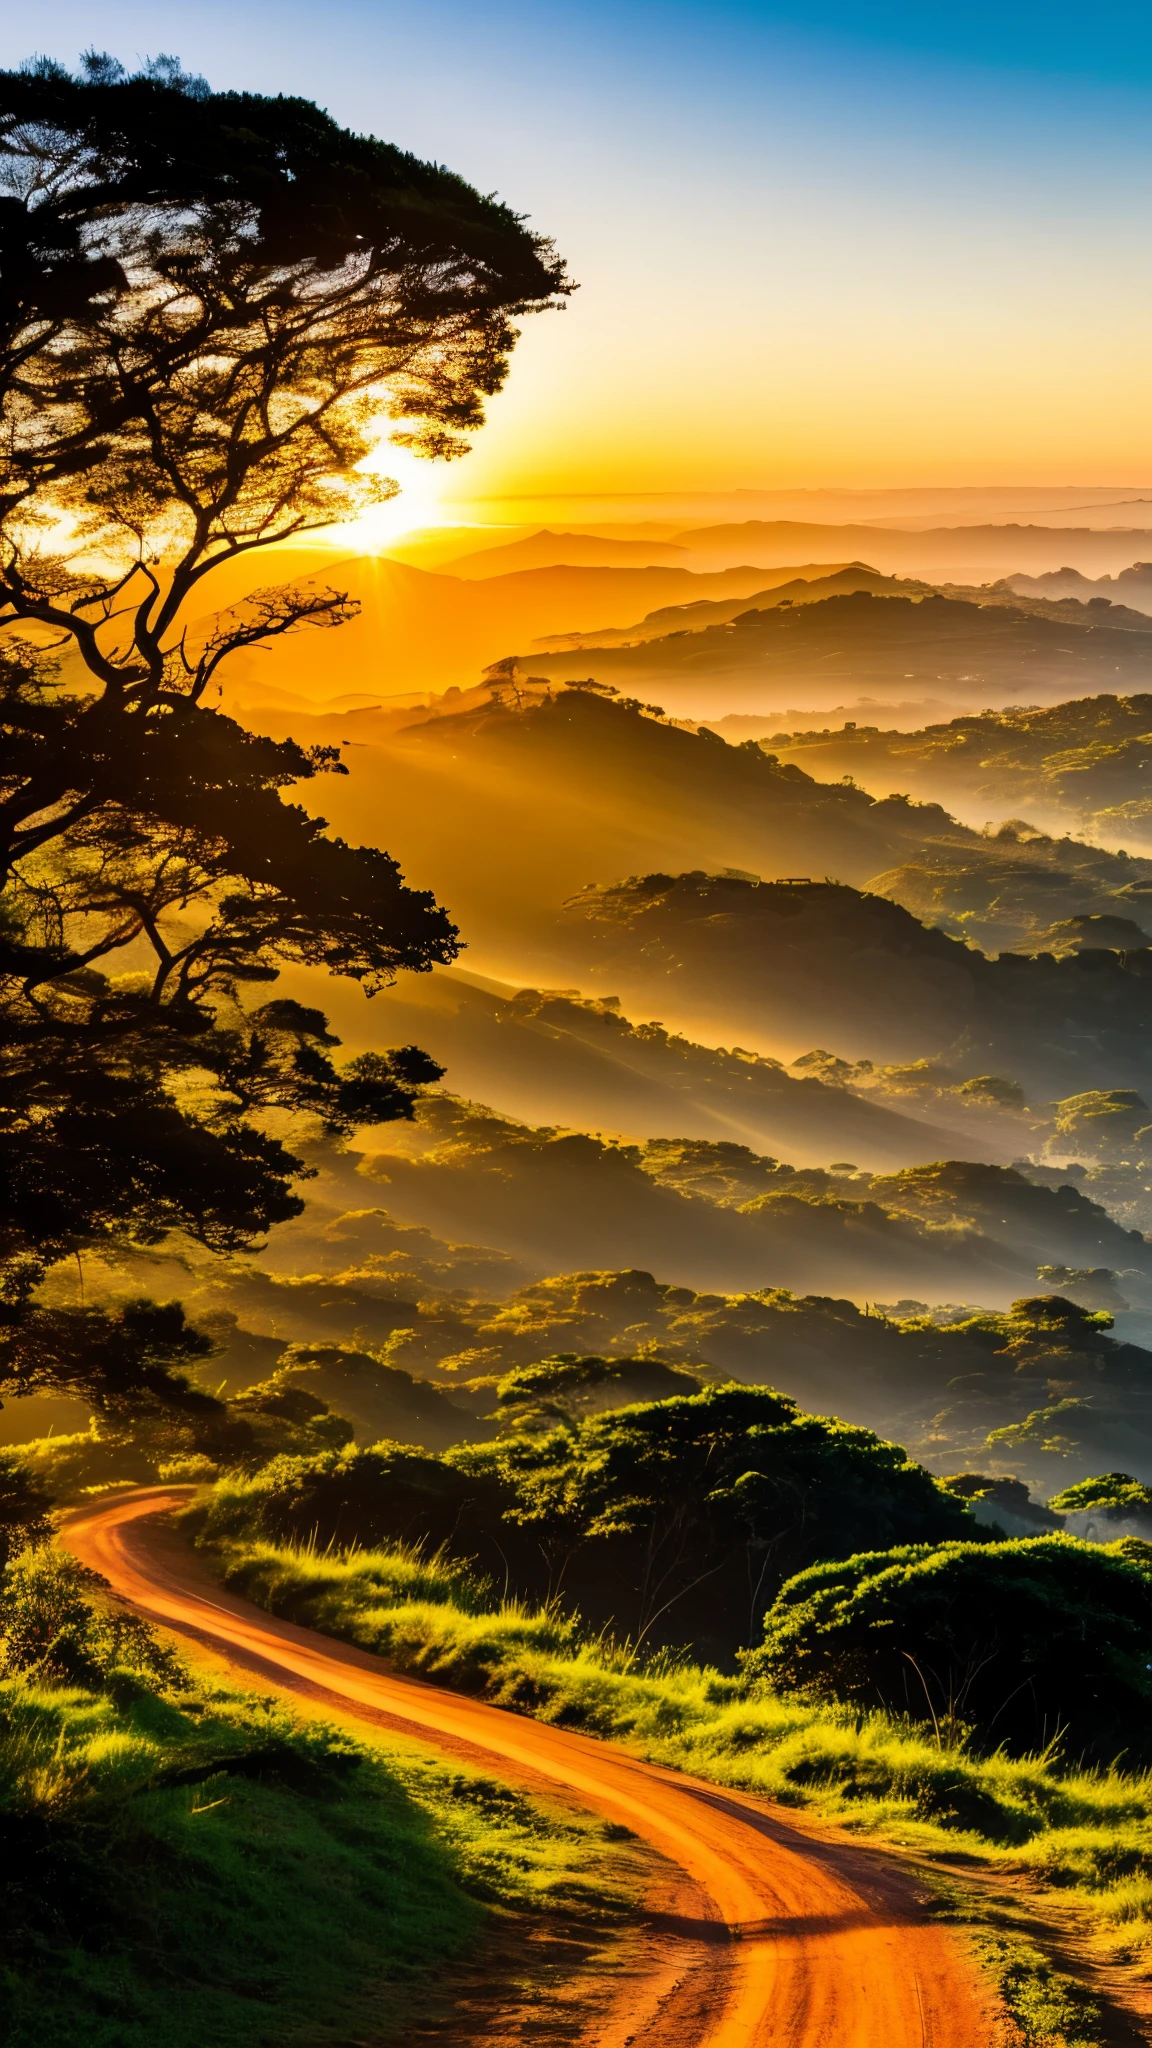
[200,1386,975,1665]
[1,1547,182,1691]
[746,1535,1152,1762]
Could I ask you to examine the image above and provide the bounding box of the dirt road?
[63,1488,996,2048]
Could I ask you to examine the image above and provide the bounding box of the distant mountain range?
[742,695,1152,850]
[506,588,1152,716]
[177,522,1152,720]
[442,518,1152,582]
[671,520,1152,580]
[1006,562,1152,614]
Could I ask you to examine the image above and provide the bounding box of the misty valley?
[10,42,1152,2048]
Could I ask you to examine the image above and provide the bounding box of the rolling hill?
[187,549,794,703]
[261,688,1152,985]
[509,590,1152,717]
[325,968,973,1167]
[746,694,1152,847]
[555,870,1152,1094]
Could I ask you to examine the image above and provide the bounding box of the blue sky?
[7,4,1152,491]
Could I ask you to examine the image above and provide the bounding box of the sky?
[8,3,1152,513]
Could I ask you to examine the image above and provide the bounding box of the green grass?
[190,1502,1152,2042]
[1,1585,635,2048]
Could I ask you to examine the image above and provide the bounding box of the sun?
[333,436,452,552]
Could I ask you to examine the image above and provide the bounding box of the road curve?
[63,1488,993,2048]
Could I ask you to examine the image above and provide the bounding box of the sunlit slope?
[556,873,1152,1094]
[305,969,971,1167]
[518,591,1152,716]
[351,1096,1152,1309]
[759,696,1152,850]
[201,551,787,701]
[141,1189,1152,1486]
[530,564,898,650]
[263,691,1150,981]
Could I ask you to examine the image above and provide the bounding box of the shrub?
[1,1547,182,1690]
[746,1535,1152,1762]
[200,1386,975,1665]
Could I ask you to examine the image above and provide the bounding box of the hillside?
[750,694,1152,849]
[530,564,1152,656]
[332,970,974,1166]
[511,590,1152,717]
[528,563,901,647]
[86,1227,1152,1498]
[353,1094,1057,1303]
[556,871,1152,1092]
[261,689,1149,980]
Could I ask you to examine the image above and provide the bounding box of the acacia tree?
[0,54,568,1408]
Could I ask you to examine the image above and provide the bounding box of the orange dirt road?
[63,1488,996,2048]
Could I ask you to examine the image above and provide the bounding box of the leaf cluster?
[219,1383,974,1665]
[747,1534,1152,1764]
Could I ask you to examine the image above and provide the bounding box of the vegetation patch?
[0,1547,633,2048]
[191,1497,1152,1987]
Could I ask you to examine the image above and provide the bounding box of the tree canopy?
[216,1383,975,1663]
[0,55,566,1420]
[747,1535,1152,1762]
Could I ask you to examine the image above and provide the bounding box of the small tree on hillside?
[0,55,568,1418]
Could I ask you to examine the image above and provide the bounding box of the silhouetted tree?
[0,55,567,1410]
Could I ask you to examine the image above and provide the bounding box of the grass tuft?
[195,1509,1152,1983]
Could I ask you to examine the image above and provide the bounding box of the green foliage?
[176,1230,1152,1493]
[1050,1090,1152,1162]
[939,1472,1063,1534]
[1048,1472,1152,1521]
[494,1351,701,1428]
[1,1545,182,1690]
[199,1506,1152,1973]
[0,1454,53,1566]
[0,1541,627,2048]
[747,1535,1152,1762]
[199,1384,973,1664]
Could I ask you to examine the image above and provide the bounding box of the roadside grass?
[1,1578,636,2048]
[193,1507,1152,2044]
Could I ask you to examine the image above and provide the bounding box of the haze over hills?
[182,518,1152,723]
[528,564,900,649]
[432,485,1152,537]
[317,967,975,1167]
[509,589,1152,717]
[555,872,1152,1095]
[670,519,1152,582]
[752,696,1152,848]
[439,528,693,575]
[1005,563,1152,614]
[244,688,1151,996]
[351,1092,1147,1306]
[199,548,793,703]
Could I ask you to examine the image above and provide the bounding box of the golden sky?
[20,1,1152,518]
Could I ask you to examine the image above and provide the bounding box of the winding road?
[63,1488,994,2048]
